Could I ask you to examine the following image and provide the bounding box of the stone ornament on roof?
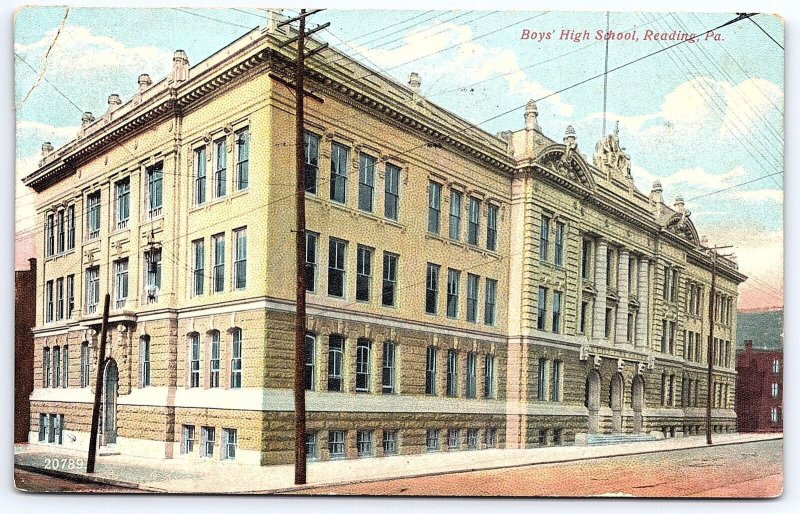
[593,121,632,181]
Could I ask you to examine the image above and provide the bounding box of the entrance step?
[585,433,657,446]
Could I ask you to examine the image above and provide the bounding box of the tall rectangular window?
[304,132,320,194]
[305,433,318,461]
[86,266,100,315]
[382,430,398,455]
[581,239,592,279]
[327,335,344,391]
[53,346,61,388]
[139,336,151,387]
[552,291,562,333]
[235,127,249,190]
[189,333,200,388]
[605,307,614,338]
[384,163,400,221]
[45,280,53,322]
[328,430,345,458]
[212,233,225,293]
[213,138,227,199]
[115,179,130,230]
[446,349,458,397]
[114,259,129,309]
[467,197,480,245]
[56,210,64,253]
[305,232,318,292]
[484,278,497,326]
[539,216,550,261]
[358,153,376,212]
[45,213,54,256]
[233,227,247,290]
[230,329,242,388]
[222,428,237,460]
[486,203,498,251]
[201,426,215,458]
[80,342,89,388]
[773,359,780,374]
[661,320,668,353]
[182,425,196,454]
[426,429,440,452]
[428,181,442,234]
[87,192,100,239]
[537,287,547,330]
[66,205,75,250]
[448,429,460,451]
[330,142,349,204]
[304,333,316,390]
[663,266,672,300]
[209,331,220,388]
[328,238,347,298]
[192,239,205,296]
[579,300,589,334]
[357,430,374,457]
[425,346,437,395]
[465,352,477,398]
[467,428,478,450]
[426,263,439,314]
[554,222,565,267]
[449,190,462,241]
[55,278,64,320]
[484,354,495,399]
[551,360,562,402]
[66,275,74,319]
[144,248,162,304]
[466,273,479,323]
[43,348,50,388]
[446,269,460,318]
[355,339,371,392]
[356,245,372,302]
[382,252,398,307]
[537,358,547,401]
[146,162,163,219]
[382,341,396,394]
[194,146,206,205]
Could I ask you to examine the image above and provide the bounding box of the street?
[14,468,143,493]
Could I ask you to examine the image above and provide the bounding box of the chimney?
[107,94,122,113]
[171,50,190,83]
[138,73,153,92]
[744,340,753,351]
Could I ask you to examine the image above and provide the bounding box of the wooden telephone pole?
[275,8,328,486]
[705,245,733,445]
[86,293,110,473]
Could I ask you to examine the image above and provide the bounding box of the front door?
[102,359,119,445]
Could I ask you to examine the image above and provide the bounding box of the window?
[384,163,400,221]
[357,430,374,457]
[115,179,130,229]
[382,252,398,307]
[771,407,779,424]
[327,335,344,391]
[56,210,64,254]
[425,263,440,314]
[233,228,247,290]
[146,162,163,218]
[214,138,227,199]
[305,432,318,460]
[80,342,89,388]
[449,190,462,240]
[231,329,243,388]
[53,346,61,388]
[144,249,162,303]
[485,428,497,449]
[671,269,679,303]
[62,345,69,387]
[605,307,614,339]
[382,341,396,394]
[86,266,99,315]
[484,354,495,399]
[328,430,345,459]
[552,291,562,333]
[304,333,316,390]
[66,275,74,319]
[425,346,437,395]
[358,153,376,212]
[114,259,129,309]
[467,196,480,245]
[663,266,672,301]
[628,258,637,293]
[356,246,372,302]
[486,204,498,251]
[192,239,205,296]
[538,429,548,447]
[235,127,249,190]
[428,181,442,234]
[330,142,349,204]
[382,430,398,455]
[771,383,779,398]
[773,359,780,374]
[305,232,318,292]
[579,300,589,334]
[66,205,75,250]
[355,338,372,392]
[209,331,220,388]
[189,333,200,388]
[484,278,497,325]
[194,146,207,205]
[553,429,563,446]
[328,238,347,298]
[551,360,562,402]
[539,216,550,261]
[467,428,478,450]
[43,347,50,387]
[182,425,196,454]
[446,349,458,397]
[222,428,237,460]
[139,336,151,387]
[448,429,460,450]
[466,273,479,323]
[465,352,477,398]
[446,269,460,318]
[201,426,215,458]
[606,250,614,287]
[537,358,547,401]
[627,312,635,343]
[87,192,100,239]
[426,429,440,452]
[304,132,320,194]
[212,233,225,293]
[45,280,53,322]
[581,239,592,280]
[554,222,565,267]
[45,213,54,256]
[537,287,547,330]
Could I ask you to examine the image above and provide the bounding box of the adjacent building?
[22,14,745,465]
[736,340,782,433]
[15,258,36,443]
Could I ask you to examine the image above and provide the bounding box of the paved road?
[14,468,144,493]
[300,439,783,498]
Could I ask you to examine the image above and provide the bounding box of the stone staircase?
[586,433,658,446]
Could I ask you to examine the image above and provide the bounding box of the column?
[636,257,649,348]
[592,239,608,340]
[615,249,630,345]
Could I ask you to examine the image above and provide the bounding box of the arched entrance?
[586,370,601,434]
[632,375,644,434]
[101,359,119,445]
[610,373,624,433]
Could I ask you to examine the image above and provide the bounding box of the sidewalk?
[14,432,782,494]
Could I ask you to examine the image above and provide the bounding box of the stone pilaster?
[592,239,608,340]
[636,257,649,348]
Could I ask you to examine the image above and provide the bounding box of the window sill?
[424,232,501,258]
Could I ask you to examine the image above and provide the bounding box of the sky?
[13,6,784,310]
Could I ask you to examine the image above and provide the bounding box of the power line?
[171,7,256,30]
[747,15,783,50]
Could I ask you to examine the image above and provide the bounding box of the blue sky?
[13,7,784,308]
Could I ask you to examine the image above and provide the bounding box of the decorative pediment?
[534,143,596,191]
[665,210,699,244]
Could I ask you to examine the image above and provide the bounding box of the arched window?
[230,329,242,388]
[209,330,220,388]
[188,333,200,388]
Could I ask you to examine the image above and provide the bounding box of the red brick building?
[15,258,37,443]
[735,340,782,433]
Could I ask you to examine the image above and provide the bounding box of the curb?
[14,463,166,493]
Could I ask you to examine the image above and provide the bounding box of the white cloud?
[726,189,783,204]
[17,119,79,146]
[630,163,747,198]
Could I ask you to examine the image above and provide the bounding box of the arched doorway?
[610,373,624,433]
[586,370,601,434]
[632,375,644,434]
[101,359,119,445]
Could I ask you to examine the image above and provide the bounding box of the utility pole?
[275,8,328,486]
[705,245,733,445]
[86,293,110,473]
